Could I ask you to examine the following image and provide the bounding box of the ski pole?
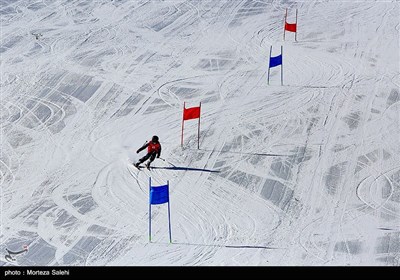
[158,157,176,167]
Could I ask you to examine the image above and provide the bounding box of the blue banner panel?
[269,54,282,68]
[150,185,169,205]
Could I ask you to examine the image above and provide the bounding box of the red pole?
[197,102,201,149]
[181,102,185,147]
[295,9,298,42]
[283,8,287,41]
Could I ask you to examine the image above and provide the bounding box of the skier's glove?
[157,155,160,158]
[136,150,139,154]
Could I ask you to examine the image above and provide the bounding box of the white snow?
[0,0,399,266]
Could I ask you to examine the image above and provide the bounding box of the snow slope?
[1,0,399,266]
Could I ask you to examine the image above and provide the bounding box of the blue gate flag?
[150,185,169,205]
[269,54,282,68]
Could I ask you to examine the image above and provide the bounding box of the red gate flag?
[183,106,200,120]
[283,9,298,41]
[285,22,297,32]
[181,102,201,149]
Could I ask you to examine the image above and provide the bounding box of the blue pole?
[281,45,283,86]
[149,177,152,242]
[267,46,272,85]
[167,181,172,243]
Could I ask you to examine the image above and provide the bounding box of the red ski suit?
[147,141,161,154]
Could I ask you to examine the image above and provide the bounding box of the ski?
[133,164,151,171]
[133,164,142,170]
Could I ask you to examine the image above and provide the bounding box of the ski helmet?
[152,135,159,142]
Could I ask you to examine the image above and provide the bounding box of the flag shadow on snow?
[158,241,281,250]
[187,148,288,157]
[151,166,220,173]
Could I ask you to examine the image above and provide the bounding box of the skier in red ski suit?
[134,135,161,168]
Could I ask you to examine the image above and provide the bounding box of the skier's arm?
[136,142,149,153]
[156,144,161,158]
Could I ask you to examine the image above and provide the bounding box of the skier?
[134,135,161,169]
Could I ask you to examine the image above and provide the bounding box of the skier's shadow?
[151,166,220,173]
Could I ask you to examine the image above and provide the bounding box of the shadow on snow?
[151,166,220,173]
[155,241,283,250]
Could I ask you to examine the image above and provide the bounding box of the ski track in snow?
[0,0,399,266]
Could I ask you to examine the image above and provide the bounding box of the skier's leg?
[146,153,157,168]
[136,153,151,166]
